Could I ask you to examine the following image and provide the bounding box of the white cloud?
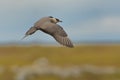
[69,16,120,37]
[102,16,120,28]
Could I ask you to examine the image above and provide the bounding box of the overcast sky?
[0,0,120,44]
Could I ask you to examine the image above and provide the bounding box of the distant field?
[0,45,120,80]
[0,45,120,66]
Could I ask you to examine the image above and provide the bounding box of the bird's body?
[23,16,74,48]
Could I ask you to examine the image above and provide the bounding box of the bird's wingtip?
[67,44,74,48]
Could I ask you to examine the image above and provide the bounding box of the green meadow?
[0,45,120,80]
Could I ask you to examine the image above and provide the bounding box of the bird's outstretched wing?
[53,34,74,48]
[42,23,74,48]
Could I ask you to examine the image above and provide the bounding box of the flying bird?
[22,16,74,48]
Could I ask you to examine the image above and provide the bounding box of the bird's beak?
[55,18,62,22]
[59,20,62,22]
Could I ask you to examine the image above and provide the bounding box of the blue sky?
[0,0,120,44]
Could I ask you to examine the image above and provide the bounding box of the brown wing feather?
[51,24,74,48]
[40,23,74,48]
[53,34,74,48]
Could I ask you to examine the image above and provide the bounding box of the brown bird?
[22,16,74,48]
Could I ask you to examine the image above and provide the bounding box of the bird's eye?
[49,16,53,18]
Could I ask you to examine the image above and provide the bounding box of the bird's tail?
[21,35,29,40]
[21,27,37,40]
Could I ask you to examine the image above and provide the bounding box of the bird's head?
[49,16,62,23]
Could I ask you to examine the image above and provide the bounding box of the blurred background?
[0,0,120,80]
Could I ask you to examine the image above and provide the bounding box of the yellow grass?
[0,45,120,66]
[0,45,120,80]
